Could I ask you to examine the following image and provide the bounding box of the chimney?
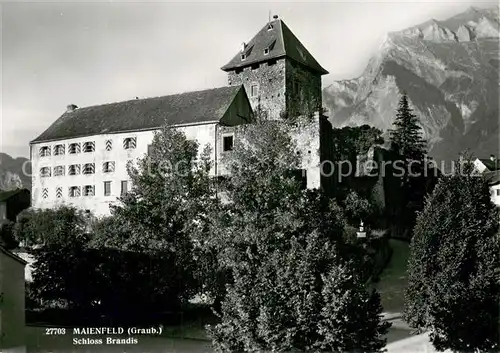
[240,42,247,53]
[490,154,496,161]
[66,104,78,113]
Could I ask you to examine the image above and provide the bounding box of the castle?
[30,15,332,216]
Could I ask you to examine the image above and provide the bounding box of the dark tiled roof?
[221,19,328,75]
[484,170,500,185]
[0,189,26,202]
[479,158,500,171]
[31,86,243,143]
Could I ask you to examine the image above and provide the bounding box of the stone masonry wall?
[227,59,286,119]
[285,60,322,118]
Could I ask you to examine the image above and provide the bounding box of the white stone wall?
[31,123,227,217]
[290,113,322,189]
[490,184,500,206]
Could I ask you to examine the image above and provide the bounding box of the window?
[39,146,51,157]
[223,135,234,152]
[105,139,113,151]
[250,84,259,98]
[42,188,48,199]
[147,144,154,156]
[83,185,95,196]
[56,187,63,199]
[69,143,81,154]
[102,161,115,173]
[497,189,500,196]
[293,81,299,94]
[104,181,112,196]
[83,163,95,175]
[40,167,51,178]
[241,53,246,61]
[121,180,128,196]
[264,48,270,55]
[123,137,137,150]
[68,164,80,175]
[69,186,81,197]
[83,141,95,153]
[54,144,65,156]
[54,165,65,176]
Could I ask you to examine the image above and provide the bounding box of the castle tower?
[221,15,328,119]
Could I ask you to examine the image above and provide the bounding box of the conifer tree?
[389,93,431,238]
[389,93,427,162]
[404,153,500,352]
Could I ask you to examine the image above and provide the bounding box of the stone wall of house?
[227,58,287,119]
[290,114,322,189]
[227,58,322,120]
[0,249,26,352]
[285,60,322,118]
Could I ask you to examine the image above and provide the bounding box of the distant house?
[0,189,30,223]
[474,155,500,207]
[484,170,500,207]
[474,155,500,173]
[0,245,27,353]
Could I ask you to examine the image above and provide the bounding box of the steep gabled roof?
[0,245,27,265]
[485,170,500,185]
[0,188,28,202]
[31,86,245,144]
[221,18,328,75]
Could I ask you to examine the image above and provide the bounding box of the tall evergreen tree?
[404,153,500,352]
[389,93,427,163]
[388,93,432,238]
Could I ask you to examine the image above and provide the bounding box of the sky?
[1,0,496,158]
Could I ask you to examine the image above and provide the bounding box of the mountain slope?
[0,153,31,191]
[323,6,500,163]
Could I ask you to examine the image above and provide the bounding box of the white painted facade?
[490,183,500,206]
[31,122,237,217]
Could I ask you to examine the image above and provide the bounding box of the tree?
[0,220,18,250]
[404,153,500,352]
[388,93,431,238]
[105,123,219,308]
[14,206,97,311]
[206,113,390,352]
[332,124,384,162]
[388,93,427,163]
[344,191,374,226]
[14,206,87,247]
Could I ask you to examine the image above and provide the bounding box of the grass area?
[373,239,410,314]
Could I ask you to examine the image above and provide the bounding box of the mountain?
[323,6,500,163]
[0,153,31,191]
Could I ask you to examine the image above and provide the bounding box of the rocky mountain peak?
[323,5,500,164]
